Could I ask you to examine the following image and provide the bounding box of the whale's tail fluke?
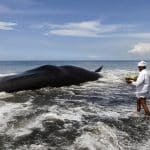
[95,65,103,72]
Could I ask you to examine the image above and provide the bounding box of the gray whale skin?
[0,65,103,93]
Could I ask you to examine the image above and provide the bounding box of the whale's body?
[0,65,103,93]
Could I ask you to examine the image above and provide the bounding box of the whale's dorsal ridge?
[26,65,59,73]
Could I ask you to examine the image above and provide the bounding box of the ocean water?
[0,61,150,150]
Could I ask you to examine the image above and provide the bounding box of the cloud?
[0,21,17,30]
[118,33,150,38]
[128,43,150,55]
[44,21,130,37]
[88,55,100,60]
[0,4,11,13]
[0,2,74,15]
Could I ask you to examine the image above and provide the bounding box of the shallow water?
[0,61,150,150]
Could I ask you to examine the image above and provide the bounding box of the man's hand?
[125,78,133,84]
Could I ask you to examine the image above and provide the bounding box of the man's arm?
[131,73,144,86]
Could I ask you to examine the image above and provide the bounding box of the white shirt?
[132,69,150,97]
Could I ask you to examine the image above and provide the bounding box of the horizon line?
[0,59,148,61]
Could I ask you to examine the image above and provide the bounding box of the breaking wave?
[0,69,150,150]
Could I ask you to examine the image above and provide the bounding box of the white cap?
[137,61,147,67]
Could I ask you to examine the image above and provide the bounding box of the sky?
[0,0,150,60]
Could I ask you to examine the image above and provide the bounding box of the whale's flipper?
[95,66,103,72]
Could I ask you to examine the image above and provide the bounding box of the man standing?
[128,61,150,116]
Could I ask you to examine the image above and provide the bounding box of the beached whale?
[0,65,103,93]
